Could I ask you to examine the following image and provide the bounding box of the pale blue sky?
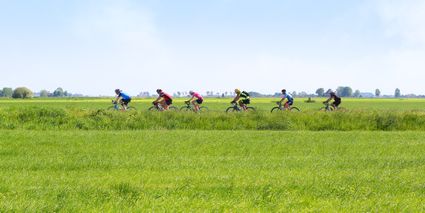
[1,0,424,96]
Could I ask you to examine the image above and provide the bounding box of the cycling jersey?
[160,92,172,101]
[118,92,131,100]
[332,94,341,102]
[192,92,203,100]
[282,93,294,102]
[240,91,250,99]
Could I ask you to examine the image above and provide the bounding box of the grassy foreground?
[2,107,425,131]
[1,130,424,211]
[1,97,425,112]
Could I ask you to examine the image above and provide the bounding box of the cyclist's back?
[240,91,250,100]
[325,91,341,108]
[119,92,131,100]
[283,93,293,102]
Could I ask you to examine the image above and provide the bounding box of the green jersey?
[240,91,250,99]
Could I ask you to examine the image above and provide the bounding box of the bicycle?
[107,100,136,111]
[148,102,178,111]
[271,102,300,113]
[225,102,256,113]
[319,103,336,111]
[180,101,209,112]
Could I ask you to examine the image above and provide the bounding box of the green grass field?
[1,130,424,212]
[1,97,425,111]
[1,98,425,211]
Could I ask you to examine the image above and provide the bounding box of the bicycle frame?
[111,100,123,110]
[152,102,165,111]
[231,103,242,111]
[277,102,290,110]
[323,103,335,111]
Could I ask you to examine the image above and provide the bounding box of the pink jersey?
[192,92,203,99]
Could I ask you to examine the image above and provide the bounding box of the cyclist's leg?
[284,101,289,110]
[119,100,126,111]
[196,99,203,111]
[159,99,167,110]
[331,102,337,110]
[242,99,250,110]
[238,100,246,110]
[333,100,341,110]
[165,99,172,110]
[124,99,131,110]
[191,100,198,112]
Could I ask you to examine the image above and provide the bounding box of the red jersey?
[160,92,172,101]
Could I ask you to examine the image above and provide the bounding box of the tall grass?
[1,107,425,131]
[1,130,424,211]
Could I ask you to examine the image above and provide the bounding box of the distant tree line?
[313,87,406,98]
[0,86,414,99]
[167,87,411,98]
[0,87,75,99]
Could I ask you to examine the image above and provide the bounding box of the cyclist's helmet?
[115,89,121,94]
[281,89,287,93]
[189,90,194,95]
[156,89,162,94]
[330,91,336,96]
[234,88,241,94]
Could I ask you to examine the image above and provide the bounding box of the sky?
[1,0,425,96]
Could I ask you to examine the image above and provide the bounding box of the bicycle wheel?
[199,106,209,112]
[319,107,333,112]
[290,107,300,112]
[180,106,192,112]
[271,107,281,113]
[336,107,347,112]
[168,106,179,111]
[148,106,158,111]
[126,106,137,111]
[246,107,256,112]
[107,106,117,111]
[226,107,238,113]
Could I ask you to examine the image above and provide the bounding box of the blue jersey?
[119,92,131,100]
[282,93,293,102]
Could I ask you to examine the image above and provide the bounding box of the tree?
[0,89,2,97]
[12,87,33,99]
[336,86,353,97]
[316,88,325,97]
[353,90,361,98]
[299,91,308,97]
[53,87,64,97]
[375,89,381,97]
[292,91,297,97]
[2,87,13,97]
[395,88,401,98]
[248,91,263,97]
[40,90,49,97]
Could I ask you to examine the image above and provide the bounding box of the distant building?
[138,91,150,98]
[359,92,374,98]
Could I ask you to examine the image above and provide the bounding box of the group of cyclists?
[113,88,342,112]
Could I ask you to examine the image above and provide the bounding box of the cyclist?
[231,89,250,111]
[114,89,131,111]
[154,89,173,110]
[323,91,341,109]
[278,89,294,109]
[187,91,203,112]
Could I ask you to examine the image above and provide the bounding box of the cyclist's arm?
[114,95,122,103]
[232,95,240,103]
[188,96,195,102]
[323,97,332,103]
[154,96,162,103]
